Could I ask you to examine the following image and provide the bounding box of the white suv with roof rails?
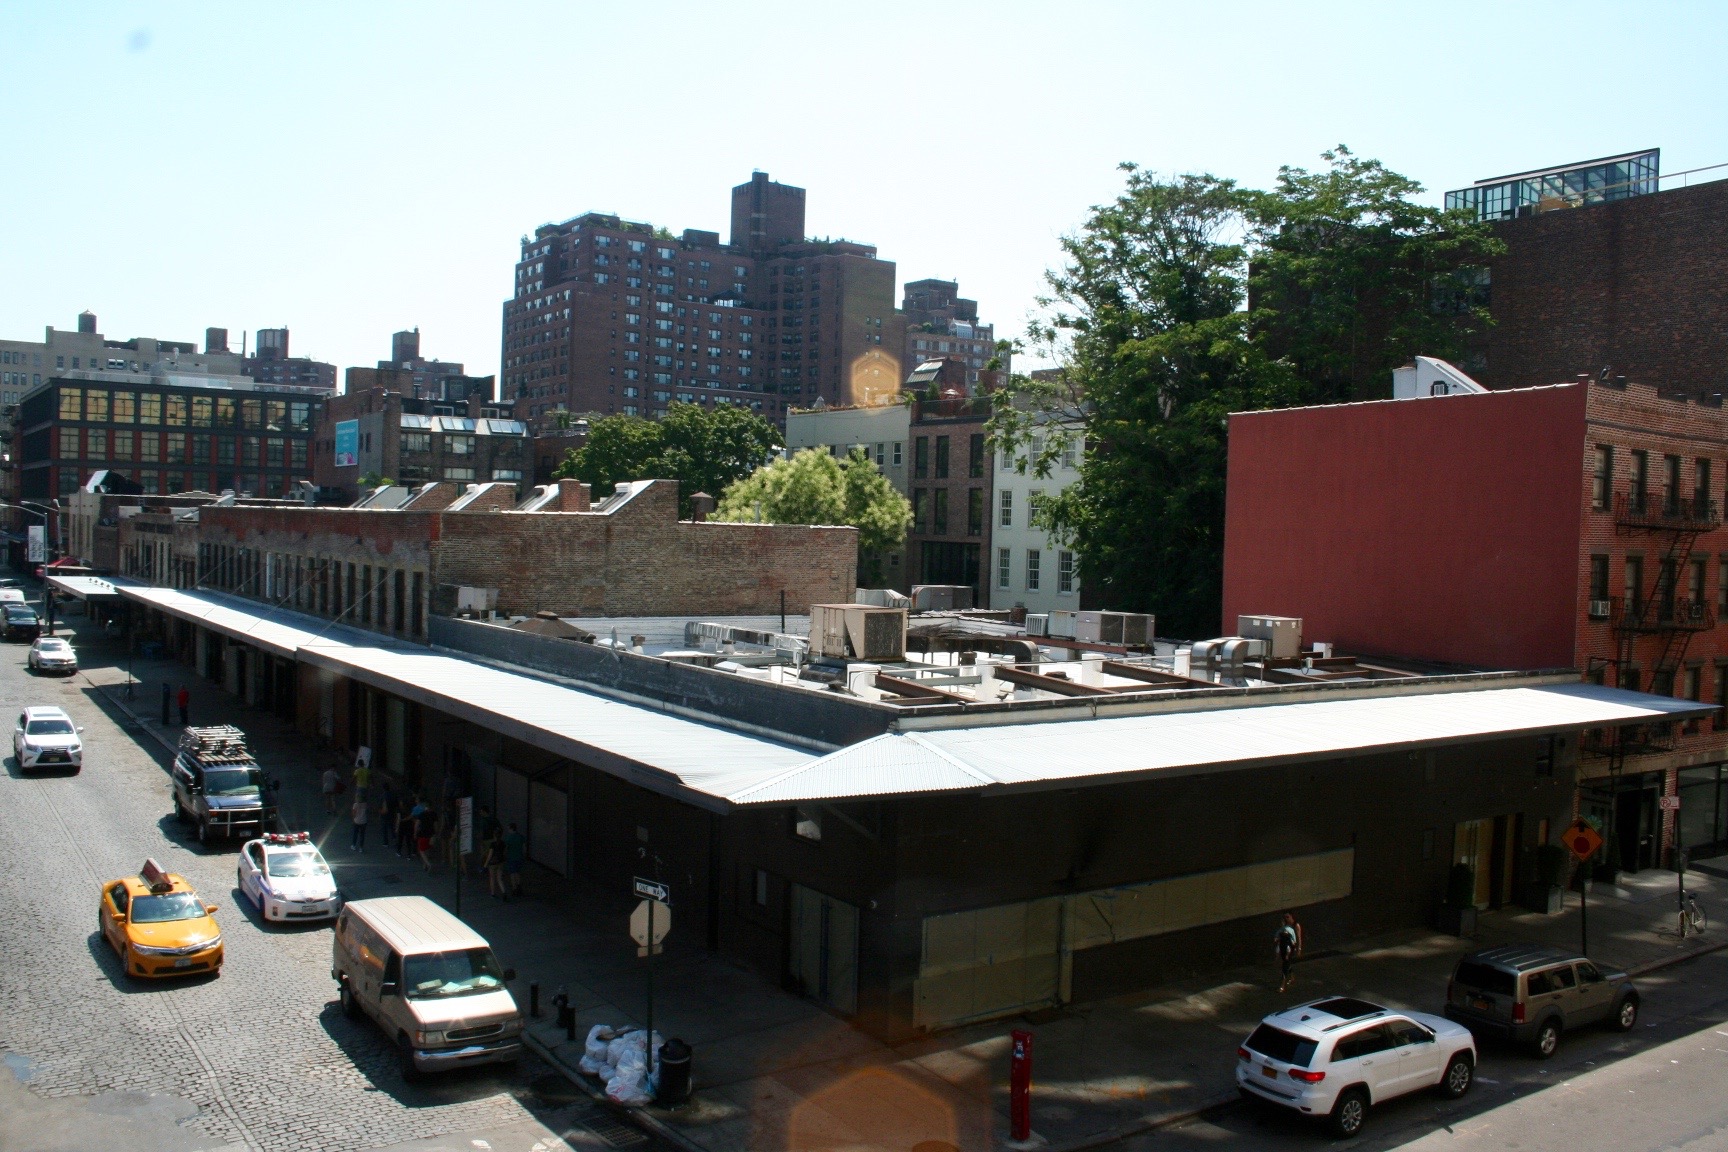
[13,705,83,772]
[1237,996,1476,1138]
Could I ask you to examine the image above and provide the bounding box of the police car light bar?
[140,858,173,893]
[264,832,311,846]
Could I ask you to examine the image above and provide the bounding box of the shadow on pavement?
[84,932,221,995]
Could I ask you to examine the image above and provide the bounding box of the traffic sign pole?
[645,898,654,1082]
[1564,819,1603,956]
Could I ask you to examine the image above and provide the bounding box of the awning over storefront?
[46,574,124,602]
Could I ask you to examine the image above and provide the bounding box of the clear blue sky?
[2,1,1723,380]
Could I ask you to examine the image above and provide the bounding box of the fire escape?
[1585,485,1719,866]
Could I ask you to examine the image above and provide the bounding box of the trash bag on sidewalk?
[604,1028,664,1073]
[605,1048,653,1107]
[579,1025,617,1077]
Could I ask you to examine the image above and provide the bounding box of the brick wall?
[194,478,856,624]
[1474,180,1728,395]
[433,479,856,617]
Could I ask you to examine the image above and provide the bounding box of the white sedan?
[236,833,340,922]
[27,637,77,675]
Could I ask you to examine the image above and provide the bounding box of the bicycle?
[1681,891,1708,937]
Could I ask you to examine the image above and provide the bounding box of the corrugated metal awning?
[725,682,1713,805]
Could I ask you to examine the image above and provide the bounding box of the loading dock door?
[914,897,1062,1030]
[789,884,858,1016]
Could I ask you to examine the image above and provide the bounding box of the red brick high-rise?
[502,173,905,426]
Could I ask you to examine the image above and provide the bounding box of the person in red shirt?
[176,685,190,727]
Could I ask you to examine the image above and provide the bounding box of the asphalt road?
[0,614,656,1152]
[1122,949,1728,1150]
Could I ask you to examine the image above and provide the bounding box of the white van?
[0,588,26,605]
[331,896,523,1080]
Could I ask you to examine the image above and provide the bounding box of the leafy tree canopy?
[713,447,913,581]
[553,402,783,516]
[992,149,1501,637]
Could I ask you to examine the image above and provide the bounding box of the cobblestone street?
[0,616,653,1152]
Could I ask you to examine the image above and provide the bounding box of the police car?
[236,833,341,922]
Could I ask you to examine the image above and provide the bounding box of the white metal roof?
[113,583,1711,812]
[46,574,122,600]
[115,582,390,658]
[294,645,811,811]
[724,682,1713,805]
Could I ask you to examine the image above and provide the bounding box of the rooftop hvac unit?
[457,586,499,613]
[1236,614,1302,659]
[1098,611,1154,647]
[1072,611,1104,643]
[1047,610,1078,639]
[911,584,975,612]
[1025,613,1050,637]
[810,603,907,662]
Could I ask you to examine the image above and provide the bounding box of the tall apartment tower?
[502,174,903,426]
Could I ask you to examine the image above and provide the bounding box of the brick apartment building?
[906,382,993,602]
[312,368,522,500]
[901,278,1004,390]
[1223,378,1728,878]
[17,371,320,504]
[124,476,856,634]
[239,326,337,392]
[1444,150,1728,396]
[503,172,905,426]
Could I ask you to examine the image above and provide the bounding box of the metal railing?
[1610,595,1716,633]
[1614,490,1721,531]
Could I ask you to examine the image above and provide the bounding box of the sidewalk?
[69,624,1728,1152]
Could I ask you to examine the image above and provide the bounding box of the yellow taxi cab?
[98,859,224,978]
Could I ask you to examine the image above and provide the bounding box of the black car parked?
[3,604,41,642]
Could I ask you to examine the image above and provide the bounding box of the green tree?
[553,402,782,515]
[713,447,912,584]
[1247,146,1503,404]
[992,150,1491,637]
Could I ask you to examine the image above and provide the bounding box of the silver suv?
[1443,944,1638,1058]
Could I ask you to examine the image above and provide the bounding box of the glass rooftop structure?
[1446,149,1659,222]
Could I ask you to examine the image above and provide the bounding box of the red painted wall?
[1222,385,1588,669]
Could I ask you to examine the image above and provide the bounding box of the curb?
[1626,936,1728,978]
[89,678,180,757]
[1041,1093,1238,1152]
[522,1030,708,1152]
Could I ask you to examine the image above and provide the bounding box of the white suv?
[13,705,84,773]
[1237,996,1476,1138]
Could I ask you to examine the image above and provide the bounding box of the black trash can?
[655,1038,691,1104]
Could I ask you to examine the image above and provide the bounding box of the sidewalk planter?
[1438,904,1478,936]
[1523,845,1568,913]
[1439,863,1477,935]
[1521,883,1564,915]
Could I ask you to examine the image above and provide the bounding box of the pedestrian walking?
[1275,911,1304,993]
[415,806,436,873]
[482,827,505,898]
[176,684,190,727]
[503,822,526,899]
[353,746,372,799]
[397,795,423,857]
[321,765,342,814]
[375,782,395,846]
[160,682,171,726]
[473,805,496,875]
[349,796,369,852]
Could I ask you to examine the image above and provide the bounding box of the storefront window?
[1679,764,1725,855]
